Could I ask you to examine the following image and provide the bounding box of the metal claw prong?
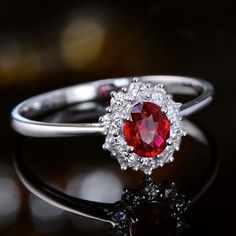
[122,115,130,121]
[112,130,119,137]
[110,91,116,97]
[176,103,182,109]
[127,146,134,153]
[98,116,104,123]
[121,87,127,93]
[121,165,127,171]
[132,77,139,83]
[167,139,172,145]
[106,107,112,113]
[123,151,129,157]
[161,107,168,114]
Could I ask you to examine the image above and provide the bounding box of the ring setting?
[99,78,186,174]
[11,76,214,174]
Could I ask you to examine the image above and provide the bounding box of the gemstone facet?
[124,102,170,157]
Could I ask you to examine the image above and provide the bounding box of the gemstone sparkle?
[124,102,170,158]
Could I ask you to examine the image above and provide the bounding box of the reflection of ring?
[11,76,214,173]
[13,119,218,234]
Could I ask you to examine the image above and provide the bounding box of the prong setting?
[99,78,186,174]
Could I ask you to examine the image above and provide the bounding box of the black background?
[0,1,235,235]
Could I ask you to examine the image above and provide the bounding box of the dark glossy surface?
[0,1,235,235]
[12,123,215,236]
[131,202,177,236]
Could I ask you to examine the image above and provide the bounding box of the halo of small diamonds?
[99,78,186,174]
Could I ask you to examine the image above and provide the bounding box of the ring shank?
[11,76,214,137]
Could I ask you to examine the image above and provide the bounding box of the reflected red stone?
[124,102,170,157]
[131,202,177,236]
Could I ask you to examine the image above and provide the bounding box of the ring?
[11,76,214,174]
[13,120,218,235]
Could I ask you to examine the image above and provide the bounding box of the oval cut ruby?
[124,102,170,157]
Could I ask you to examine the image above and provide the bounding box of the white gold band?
[11,75,214,137]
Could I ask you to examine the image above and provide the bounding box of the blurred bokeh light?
[29,193,67,234]
[66,168,123,203]
[0,164,21,229]
[61,7,107,71]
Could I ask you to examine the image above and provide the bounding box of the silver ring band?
[11,75,213,137]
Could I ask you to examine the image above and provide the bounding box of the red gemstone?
[124,102,170,157]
